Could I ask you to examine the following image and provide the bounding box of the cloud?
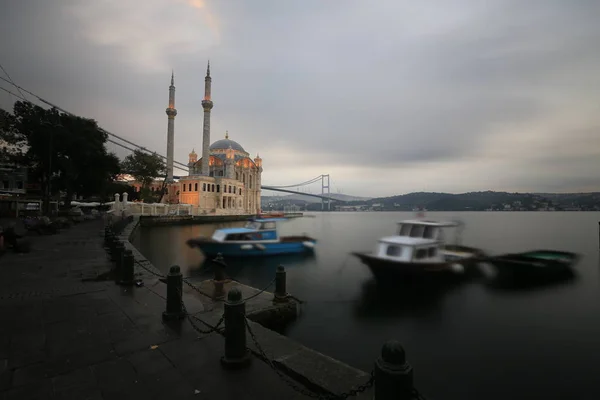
[1,0,600,196]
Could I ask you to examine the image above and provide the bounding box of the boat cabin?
[375,237,445,263]
[396,220,459,241]
[211,218,284,243]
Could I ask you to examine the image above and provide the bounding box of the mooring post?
[112,241,125,265]
[162,265,186,321]
[212,253,227,300]
[104,226,112,245]
[119,249,135,286]
[273,265,288,303]
[221,287,251,369]
[374,341,414,400]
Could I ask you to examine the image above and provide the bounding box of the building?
[129,62,263,215]
[179,62,262,215]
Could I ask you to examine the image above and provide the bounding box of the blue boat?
[186,218,317,257]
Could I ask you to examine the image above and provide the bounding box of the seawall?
[123,216,376,398]
[138,214,254,227]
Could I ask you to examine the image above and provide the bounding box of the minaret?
[201,61,213,176]
[165,71,177,182]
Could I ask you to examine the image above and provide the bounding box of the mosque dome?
[209,131,246,153]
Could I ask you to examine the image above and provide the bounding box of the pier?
[0,216,428,399]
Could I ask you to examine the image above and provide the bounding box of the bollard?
[212,253,227,300]
[112,241,125,265]
[104,227,112,245]
[162,265,186,320]
[273,265,288,303]
[221,287,251,369]
[109,236,119,260]
[374,341,414,400]
[119,249,135,286]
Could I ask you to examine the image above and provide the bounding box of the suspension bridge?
[0,75,343,211]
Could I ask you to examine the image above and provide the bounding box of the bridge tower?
[165,71,177,182]
[321,174,331,211]
[201,61,213,176]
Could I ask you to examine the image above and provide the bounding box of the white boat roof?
[397,219,459,227]
[379,236,438,246]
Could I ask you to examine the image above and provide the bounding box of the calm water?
[134,212,600,400]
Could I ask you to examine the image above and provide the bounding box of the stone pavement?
[0,220,313,400]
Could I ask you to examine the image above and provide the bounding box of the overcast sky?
[1,0,599,197]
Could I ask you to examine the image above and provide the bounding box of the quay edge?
[121,215,375,398]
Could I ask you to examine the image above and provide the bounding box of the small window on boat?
[423,226,435,239]
[386,245,402,257]
[262,222,276,230]
[428,247,437,257]
[398,224,411,236]
[410,225,425,238]
[415,248,428,259]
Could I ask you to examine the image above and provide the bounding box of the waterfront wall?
[113,216,420,399]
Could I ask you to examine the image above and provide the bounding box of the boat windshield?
[245,221,261,230]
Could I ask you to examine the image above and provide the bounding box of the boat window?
[398,224,412,236]
[245,221,261,230]
[410,225,425,237]
[386,245,402,257]
[428,247,437,257]
[423,226,436,239]
[262,222,276,230]
[415,248,428,259]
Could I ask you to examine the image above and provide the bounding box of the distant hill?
[344,191,600,211]
[261,190,600,211]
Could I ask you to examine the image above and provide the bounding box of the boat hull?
[485,250,578,287]
[351,248,483,282]
[187,236,317,257]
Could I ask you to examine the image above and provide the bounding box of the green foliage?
[2,101,122,208]
[120,149,166,189]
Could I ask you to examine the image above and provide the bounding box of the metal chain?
[242,277,276,302]
[177,286,225,335]
[134,260,166,279]
[244,318,374,399]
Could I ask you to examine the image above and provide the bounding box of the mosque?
[133,63,263,215]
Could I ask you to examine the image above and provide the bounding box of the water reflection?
[484,268,578,293]
[190,251,317,286]
[353,278,462,319]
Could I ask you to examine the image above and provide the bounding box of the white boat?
[351,219,485,281]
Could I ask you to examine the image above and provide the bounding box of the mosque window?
[188,183,192,192]
[239,188,242,195]
[202,183,206,191]
[212,184,215,192]
[216,185,220,193]
[182,184,186,192]
[233,186,236,194]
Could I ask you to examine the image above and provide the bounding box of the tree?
[5,101,122,212]
[120,149,166,202]
[0,108,23,164]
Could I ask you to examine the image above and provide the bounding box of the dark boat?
[351,219,486,282]
[484,250,579,287]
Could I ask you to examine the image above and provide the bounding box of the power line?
[0,76,189,168]
[0,63,27,100]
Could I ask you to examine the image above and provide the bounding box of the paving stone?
[127,348,173,376]
[92,358,137,391]
[12,362,49,388]
[52,366,96,393]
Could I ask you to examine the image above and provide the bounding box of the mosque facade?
[159,63,263,215]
